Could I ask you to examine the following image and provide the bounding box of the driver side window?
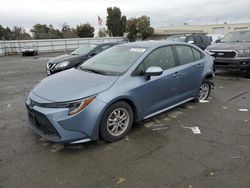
[143,46,175,71]
[132,46,176,76]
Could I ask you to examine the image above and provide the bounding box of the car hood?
[32,68,118,102]
[48,54,86,64]
[206,42,250,51]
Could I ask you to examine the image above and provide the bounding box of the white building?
[154,23,250,36]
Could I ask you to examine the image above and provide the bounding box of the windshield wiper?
[80,67,108,75]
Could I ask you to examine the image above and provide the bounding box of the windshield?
[221,30,250,42]
[166,35,186,42]
[71,44,97,55]
[79,46,147,76]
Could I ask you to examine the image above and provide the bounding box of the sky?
[1,0,250,32]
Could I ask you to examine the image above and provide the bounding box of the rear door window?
[194,36,202,44]
[192,48,204,61]
[175,45,195,65]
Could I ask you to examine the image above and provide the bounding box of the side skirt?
[144,98,194,120]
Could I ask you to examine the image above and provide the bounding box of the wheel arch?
[94,97,139,140]
[204,73,214,80]
[104,97,139,122]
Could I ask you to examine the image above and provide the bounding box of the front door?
[138,46,179,117]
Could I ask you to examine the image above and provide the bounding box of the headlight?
[238,49,250,56]
[67,96,96,115]
[55,61,70,69]
[39,96,96,115]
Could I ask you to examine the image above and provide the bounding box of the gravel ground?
[0,53,250,188]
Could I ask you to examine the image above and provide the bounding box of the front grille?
[211,50,237,58]
[26,104,60,139]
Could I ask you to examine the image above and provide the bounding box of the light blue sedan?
[25,41,214,143]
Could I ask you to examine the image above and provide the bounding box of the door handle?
[173,72,181,77]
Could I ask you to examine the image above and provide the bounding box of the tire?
[100,101,134,142]
[246,69,250,78]
[22,53,25,56]
[196,79,212,101]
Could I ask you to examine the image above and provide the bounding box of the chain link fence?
[0,37,126,56]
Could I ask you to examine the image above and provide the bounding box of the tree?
[0,25,31,40]
[30,24,62,39]
[61,23,78,38]
[0,25,7,39]
[126,18,138,41]
[126,15,154,41]
[106,7,126,36]
[48,24,62,39]
[11,26,31,40]
[30,24,49,39]
[137,16,154,40]
[76,23,94,38]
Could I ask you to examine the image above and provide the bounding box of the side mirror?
[145,66,163,80]
[188,40,194,44]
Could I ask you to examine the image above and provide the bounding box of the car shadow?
[215,70,248,80]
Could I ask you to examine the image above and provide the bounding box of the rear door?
[173,45,205,101]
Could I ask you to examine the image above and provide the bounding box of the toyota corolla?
[25,41,214,144]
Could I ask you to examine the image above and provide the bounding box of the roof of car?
[119,41,190,48]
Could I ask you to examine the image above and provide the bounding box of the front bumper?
[214,57,250,70]
[25,94,107,143]
[22,50,35,55]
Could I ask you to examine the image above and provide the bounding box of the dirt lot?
[0,53,250,188]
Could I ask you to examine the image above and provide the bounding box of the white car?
[22,45,38,56]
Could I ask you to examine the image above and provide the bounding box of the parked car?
[166,34,211,50]
[25,41,214,144]
[46,42,123,75]
[206,29,250,78]
[22,45,38,56]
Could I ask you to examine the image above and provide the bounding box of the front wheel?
[197,79,212,101]
[100,101,134,142]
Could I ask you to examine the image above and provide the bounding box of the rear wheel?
[197,79,211,101]
[100,101,133,142]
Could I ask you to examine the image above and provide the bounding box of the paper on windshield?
[130,48,146,53]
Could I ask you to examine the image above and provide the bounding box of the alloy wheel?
[198,82,210,100]
[107,108,129,137]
